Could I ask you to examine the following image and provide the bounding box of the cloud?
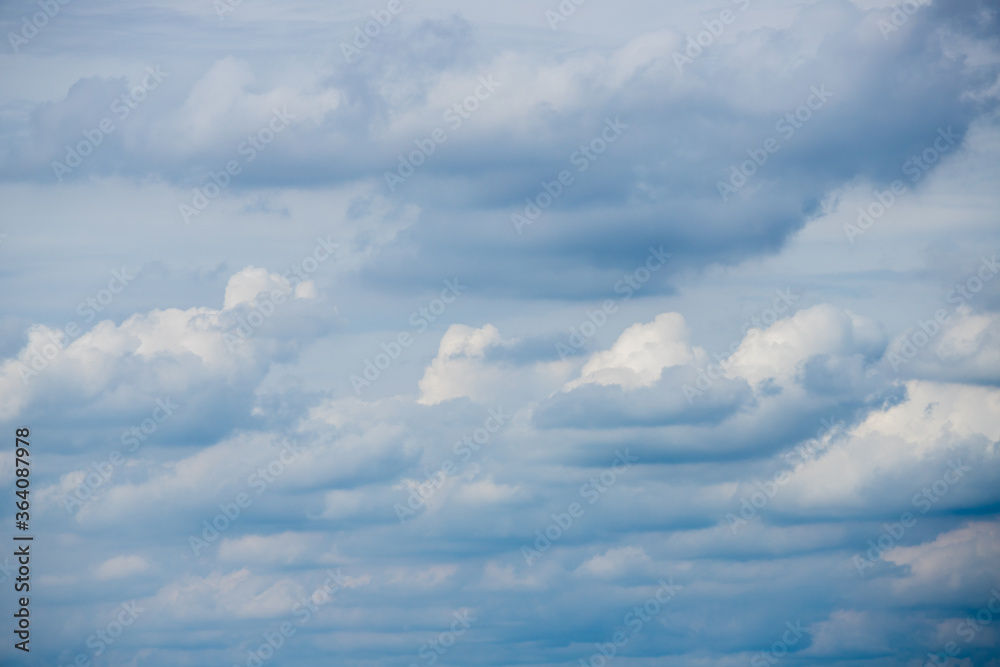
[575,545,652,578]
[565,312,696,391]
[95,554,150,580]
[418,323,503,405]
[725,304,884,390]
[895,306,1000,386]
[223,266,316,309]
[3,0,1000,665]
[885,521,1000,597]
[767,380,1000,515]
[0,265,329,432]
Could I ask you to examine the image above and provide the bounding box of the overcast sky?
[1,0,999,665]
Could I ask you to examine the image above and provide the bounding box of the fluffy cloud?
[565,312,696,390]
[0,266,322,423]
[2,0,1000,665]
[418,324,503,405]
[725,304,884,390]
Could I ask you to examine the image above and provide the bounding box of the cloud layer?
[1,0,999,665]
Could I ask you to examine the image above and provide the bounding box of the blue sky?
[1,0,1000,665]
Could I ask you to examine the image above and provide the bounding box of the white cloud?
[725,304,883,388]
[96,554,150,580]
[164,56,340,157]
[149,568,306,620]
[884,521,1000,594]
[576,545,652,577]
[0,266,321,421]
[217,532,332,566]
[776,380,1000,510]
[805,610,889,656]
[566,313,695,391]
[900,306,1000,384]
[418,324,503,405]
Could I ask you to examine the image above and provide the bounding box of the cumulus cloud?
[0,265,323,427]
[725,304,885,390]
[417,324,503,405]
[565,312,696,391]
[223,266,316,309]
[3,0,1000,665]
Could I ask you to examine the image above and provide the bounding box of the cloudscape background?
[1,0,1000,665]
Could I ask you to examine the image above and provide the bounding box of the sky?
[0,0,999,665]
